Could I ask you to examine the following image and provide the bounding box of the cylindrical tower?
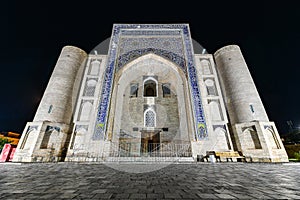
[214,45,269,124]
[33,46,87,124]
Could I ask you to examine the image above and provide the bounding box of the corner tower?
[13,46,87,162]
[214,45,288,162]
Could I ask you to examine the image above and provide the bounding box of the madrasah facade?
[13,24,289,162]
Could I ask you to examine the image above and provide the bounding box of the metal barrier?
[109,142,192,158]
[64,142,192,162]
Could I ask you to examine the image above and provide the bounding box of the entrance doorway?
[141,131,160,156]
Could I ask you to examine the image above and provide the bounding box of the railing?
[109,142,192,158]
[64,142,192,162]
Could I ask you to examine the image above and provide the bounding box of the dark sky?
[1,1,300,135]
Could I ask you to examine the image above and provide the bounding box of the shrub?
[294,152,300,160]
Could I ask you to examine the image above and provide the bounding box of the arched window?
[144,109,156,127]
[162,83,171,97]
[130,83,138,98]
[143,78,157,97]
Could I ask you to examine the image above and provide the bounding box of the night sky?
[1,1,300,135]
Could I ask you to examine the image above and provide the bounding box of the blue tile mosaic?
[117,48,185,71]
[93,24,207,141]
[118,37,184,58]
[181,25,208,139]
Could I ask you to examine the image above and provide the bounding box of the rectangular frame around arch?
[93,24,207,140]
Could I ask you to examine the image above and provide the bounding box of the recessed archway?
[143,77,157,97]
[107,53,195,146]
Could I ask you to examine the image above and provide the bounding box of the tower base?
[232,121,289,162]
[12,122,71,162]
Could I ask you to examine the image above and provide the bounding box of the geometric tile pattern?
[93,24,207,140]
[117,48,186,72]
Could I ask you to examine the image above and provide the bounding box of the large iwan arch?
[106,53,194,156]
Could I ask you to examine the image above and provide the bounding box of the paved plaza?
[0,162,299,199]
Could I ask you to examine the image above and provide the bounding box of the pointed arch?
[265,127,281,149]
[89,59,101,75]
[242,126,262,149]
[21,128,38,150]
[144,108,156,127]
[79,101,93,121]
[117,48,186,73]
[83,79,97,96]
[205,79,217,96]
[213,127,230,151]
[106,52,194,142]
[200,59,212,75]
[143,77,158,97]
[208,100,223,121]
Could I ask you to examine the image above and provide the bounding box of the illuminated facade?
[13,24,288,162]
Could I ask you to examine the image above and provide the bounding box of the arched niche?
[213,127,230,151]
[21,128,38,151]
[83,79,97,96]
[208,100,223,121]
[265,127,281,149]
[79,101,93,121]
[242,126,262,150]
[143,78,157,97]
[107,53,194,142]
[200,59,212,75]
[89,59,101,75]
[205,79,217,96]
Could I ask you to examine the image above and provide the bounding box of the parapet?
[61,45,87,57]
[214,45,241,58]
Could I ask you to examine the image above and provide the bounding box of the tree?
[0,137,11,153]
[282,129,300,144]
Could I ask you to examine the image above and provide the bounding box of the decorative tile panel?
[117,48,185,72]
[181,25,208,139]
[93,24,207,140]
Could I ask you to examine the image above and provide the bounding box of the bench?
[203,151,246,162]
[215,151,246,162]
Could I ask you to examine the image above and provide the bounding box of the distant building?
[0,132,20,162]
[13,24,288,162]
[0,132,20,146]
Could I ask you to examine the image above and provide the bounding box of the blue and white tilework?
[93,24,207,140]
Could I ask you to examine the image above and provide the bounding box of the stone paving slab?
[0,162,299,199]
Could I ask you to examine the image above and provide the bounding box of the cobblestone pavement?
[0,162,299,199]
